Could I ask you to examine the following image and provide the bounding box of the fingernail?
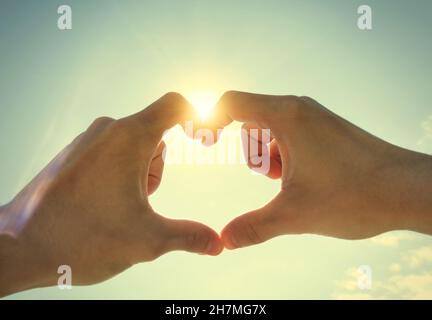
[223,234,239,250]
[205,239,223,256]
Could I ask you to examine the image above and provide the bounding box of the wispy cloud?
[384,273,432,299]
[389,263,401,273]
[333,245,432,299]
[417,115,432,152]
[334,269,432,300]
[403,246,432,268]
[369,232,414,247]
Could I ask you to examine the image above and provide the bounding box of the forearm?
[0,231,24,297]
[0,205,52,297]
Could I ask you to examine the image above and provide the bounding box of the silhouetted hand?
[205,91,432,249]
[0,93,223,297]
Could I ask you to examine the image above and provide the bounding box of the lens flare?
[187,91,218,120]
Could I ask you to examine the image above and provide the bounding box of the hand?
[0,93,223,297]
[204,91,432,249]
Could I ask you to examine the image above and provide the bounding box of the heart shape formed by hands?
[1,90,418,295]
[146,90,392,255]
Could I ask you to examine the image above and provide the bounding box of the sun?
[187,91,219,121]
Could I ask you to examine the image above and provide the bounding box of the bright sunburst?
[187,91,219,121]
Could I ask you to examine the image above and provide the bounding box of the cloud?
[338,268,361,291]
[333,245,432,299]
[403,246,432,268]
[369,232,414,247]
[333,267,374,299]
[334,268,432,299]
[422,116,432,137]
[385,273,432,299]
[389,263,401,273]
[417,115,432,152]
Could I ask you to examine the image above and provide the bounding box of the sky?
[0,0,432,299]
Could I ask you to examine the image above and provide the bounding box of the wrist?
[399,152,432,234]
[0,204,55,297]
[0,232,24,297]
[376,147,432,234]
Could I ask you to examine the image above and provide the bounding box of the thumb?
[221,192,299,249]
[159,216,224,256]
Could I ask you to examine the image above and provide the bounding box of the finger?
[181,122,222,147]
[242,122,275,141]
[181,91,286,146]
[221,192,297,249]
[190,91,295,148]
[158,216,224,256]
[180,108,223,146]
[201,127,221,147]
[268,140,283,179]
[146,140,166,196]
[212,91,296,127]
[124,92,197,138]
[241,123,282,179]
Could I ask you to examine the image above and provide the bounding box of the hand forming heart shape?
[145,91,407,251]
[1,90,425,296]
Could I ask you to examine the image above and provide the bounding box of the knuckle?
[228,216,263,247]
[222,90,240,97]
[161,91,184,104]
[220,90,241,103]
[157,91,188,121]
[244,221,263,245]
[299,95,314,103]
[88,116,114,130]
[298,96,323,114]
[279,95,306,121]
[282,95,302,109]
[187,230,211,253]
